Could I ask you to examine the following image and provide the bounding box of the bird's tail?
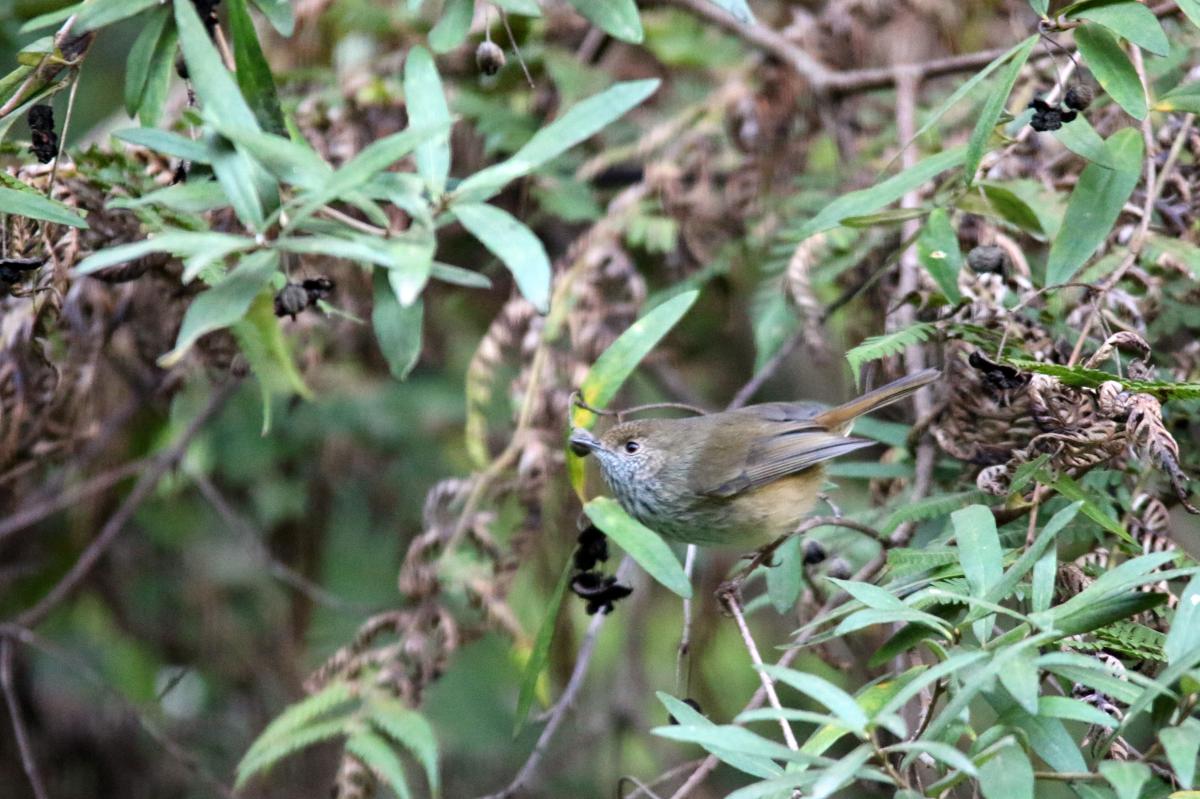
[816,368,940,431]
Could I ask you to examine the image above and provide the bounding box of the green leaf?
[1037,695,1118,728]
[232,292,312,434]
[565,0,643,43]
[1044,127,1142,285]
[491,0,541,15]
[175,0,260,131]
[659,693,781,780]
[160,251,280,368]
[1067,0,1169,57]
[793,147,966,242]
[367,699,439,796]
[455,79,660,202]
[123,7,170,117]
[1028,0,1049,15]
[1160,719,1200,789]
[571,289,699,427]
[137,21,177,127]
[431,261,491,289]
[1031,543,1055,616]
[372,269,424,380]
[1047,551,1178,620]
[1099,761,1151,799]
[237,680,356,785]
[653,723,813,764]
[0,186,88,229]
[429,0,473,52]
[978,741,1033,799]
[811,744,873,799]
[76,0,159,31]
[880,490,988,535]
[227,0,286,134]
[876,652,987,720]
[845,323,936,386]
[583,498,692,598]
[405,46,452,194]
[766,535,805,614]
[216,126,331,189]
[997,647,1039,714]
[884,741,977,777]
[115,127,212,163]
[825,578,906,611]
[1180,0,1200,29]
[289,122,450,226]
[276,231,433,303]
[1166,572,1200,666]
[236,717,349,787]
[345,731,411,799]
[111,181,229,214]
[1042,470,1136,545]
[251,0,296,35]
[759,664,868,734]
[916,207,963,302]
[1074,23,1147,120]
[513,557,572,736]
[75,231,254,276]
[568,289,699,491]
[964,36,1036,185]
[952,505,1002,597]
[1052,115,1119,169]
[18,4,83,33]
[452,202,551,312]
[1157,81,1200,113]
[208,135,268,230]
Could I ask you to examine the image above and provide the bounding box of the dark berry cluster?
[569,524,633,615]
[27,104,58,164]
[0,258,44,293]
[1028,98,1076,132]
[274,276,335,319]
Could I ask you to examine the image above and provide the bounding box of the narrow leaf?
[123,7,170,118]
[368,699,439,796]
[0,186,88,228]
[1166,572,1200,666]
[759,664,868,734]
[584,498,692,598]
[1160,719,1200,789]
[345,732,411,799]
[979,741,1033,799]
[916,207,963,301]
[405,46,452,194]
[115,127,211,163]
[175,0,260,131]
[372,269,424,380]
[660,693,781,779]
[429,0,473,52]
[1067,0,1169,57]
[1052,115,1118,169]
[453,202,551,312]
[1074,23,1147,120]
[76,0,158,31]
[1099,761,1151,799]
[565,0,643,43]
[227,0,286,134]
[514,558,573,735]
[160,251,280,367]
[1045,127,1142,285]
[964,36,1036,185]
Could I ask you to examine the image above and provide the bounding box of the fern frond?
[236,717,352,788]
[1009,359,1200,401]
[881,490,989,534]
[238,680,357,781]
[346,730,412,799]
[368,697,440,796]
[846,323,936,385]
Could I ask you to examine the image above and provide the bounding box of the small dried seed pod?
[1064,84,1094,112]
[966,244,1009,275]
[475,40,506,76]
[802,539,827,565]
[274,283,311,319]
[825,557,852,581]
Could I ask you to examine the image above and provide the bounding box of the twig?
[1,639,48,799]
[674,545,697,695]
[619,760,705,799]
[666,552,887,799]
[476,557,633,799]
[0,624,237,799]
[727,327,806,409]
[0,16,86,118]
[719,588,799,750]
[11,381,237,629]
[191,473,375,614]
[0,457,149,543]
[44,65,80,196]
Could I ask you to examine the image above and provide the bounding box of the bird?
[568,368,939,549]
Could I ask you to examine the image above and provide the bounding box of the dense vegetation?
[3,0,1200,797]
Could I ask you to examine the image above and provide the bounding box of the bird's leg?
[817,493,843,518]
[716,531,797,603]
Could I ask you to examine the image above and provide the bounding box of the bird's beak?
[569,428,602,457]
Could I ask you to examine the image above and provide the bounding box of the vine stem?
[720,588,799,750]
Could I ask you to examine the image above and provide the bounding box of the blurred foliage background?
[5,0,1200,798]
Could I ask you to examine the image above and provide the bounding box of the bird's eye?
[624,440,640,454]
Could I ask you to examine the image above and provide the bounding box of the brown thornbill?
[569,369,939,549]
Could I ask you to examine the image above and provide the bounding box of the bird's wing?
[694,420,875,498]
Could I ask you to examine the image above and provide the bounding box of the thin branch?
[0,624,237,799]
[674,545,697,695]
[0,456,149,543]
[667,552,886,798]
[11,381,237,629]
[476,557,633,799]
[0,16,87,118]
[720,588,799,750]
[191,473,375,614]
[1,639,48,799]
[619,760,705,799]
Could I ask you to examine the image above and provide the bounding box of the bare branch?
[1,638,49,799]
